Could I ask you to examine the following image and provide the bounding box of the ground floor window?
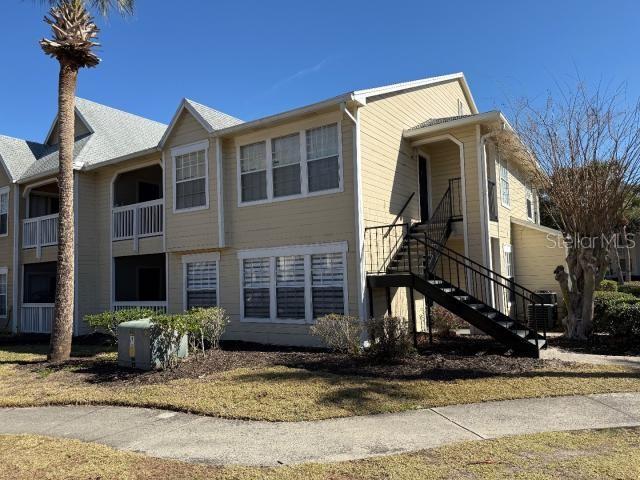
[183,253,219,310]
[0,267,7,317]
[23,262,56,304]
[239,242,348,323]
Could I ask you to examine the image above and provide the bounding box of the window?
[312,253,345,318]
[276,256,305,319]
[525,184,533,221]
[499,161,510,207]
[503,245,513,278]
[306,124,340,193]
[243,257,271,319]
[23,262,56,304]
[0,188,8,236]
[238,122,341,205]
[240,141,268,202]
[173,142,208,211]
[239,242,347,323]
[272,134,301,197]
[0,268,6,317]
[183,253,218,310]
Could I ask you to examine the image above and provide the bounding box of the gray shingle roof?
[409,114,478,131]
[0,98,167,182]
[0,135,46,181]
[185,99,244,131]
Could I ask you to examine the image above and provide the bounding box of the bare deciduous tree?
[498,83,640,339]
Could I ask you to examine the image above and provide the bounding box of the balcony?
[112,199,164,247]
[22,213,59,256]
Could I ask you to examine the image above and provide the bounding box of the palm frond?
[38,0,135,16]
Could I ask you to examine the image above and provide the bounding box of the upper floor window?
[499,161,510,207]
[0,187,8,236]
[525,184,534,221]
[238,122,342,205]
[173,142,209,212]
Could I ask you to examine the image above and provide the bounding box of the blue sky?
[1,0,639,141]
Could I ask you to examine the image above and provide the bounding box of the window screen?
[311,252,345,318]
[276,255,305,319]
[186,261,217,309]
[175,149,207,209]
[306,124,339,192]
[272,133,301,197]
[243,257,270,318]
[240,142,267,202]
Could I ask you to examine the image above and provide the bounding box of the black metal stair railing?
[406,233,547,348]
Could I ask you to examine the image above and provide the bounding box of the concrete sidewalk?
[1,393,639,466]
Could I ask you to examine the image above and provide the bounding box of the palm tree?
[38,0,134,362]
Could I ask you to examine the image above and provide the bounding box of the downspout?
[341,102,367,321]
[11,183,19,334]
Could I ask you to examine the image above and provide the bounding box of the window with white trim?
[272,133,301,198]
[240,141,268,202]
[503,244,514,278]
[525,184,534,221]
[240,243,347,323]
[243,257,271,319]
[306,124,340,193]
[499,161,510,207]
[276,255,305,319]
[238,122,341,204]
[0,188,8,236]
[174,147,208,210]
[0,268,7,318]
[312,252,345,317]
[184,259,217,310]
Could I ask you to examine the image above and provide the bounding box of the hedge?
[618,281,640,298]
[593,290,640,339]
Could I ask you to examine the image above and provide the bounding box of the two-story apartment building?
[0,73,567,354]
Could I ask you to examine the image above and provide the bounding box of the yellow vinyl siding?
[511,221,567,294]
[0,168,13,331]
[359,79,473,229]
[163,111,219,251]
[214,110,358,345]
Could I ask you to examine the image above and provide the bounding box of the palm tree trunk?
[48,61,78,363]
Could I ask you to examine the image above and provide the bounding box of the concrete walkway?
[1,393,640,466]
[541,347,640,369]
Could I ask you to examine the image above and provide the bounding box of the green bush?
[597,279,618,292]
[151,313,191,369]
[593,290,640,338]
[365,316,414,360]
[186,307,229,354]
[310,314,363,356]
[84,308,156,340]
[619,281,640,298]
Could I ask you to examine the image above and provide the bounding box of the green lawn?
[1,343,640,421]
[2,428,640,479]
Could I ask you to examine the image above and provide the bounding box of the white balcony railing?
[113,301,167,314]
[22,213,59,258]
[21,303,55,333]
[112,199,163,251]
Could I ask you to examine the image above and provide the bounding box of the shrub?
[431,304,466,337]
[151,313,191,369]
[365,316,413,359]
[84,308,156,340]
[186,307,229,354]
[597,279,618,292]
[593,290,640,338]
[619,281,640,298]
[310,314,363,356]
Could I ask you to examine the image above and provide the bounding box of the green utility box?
[117,318,188,370]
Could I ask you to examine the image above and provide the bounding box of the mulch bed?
[44,335,566,386]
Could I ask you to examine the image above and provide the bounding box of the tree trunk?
[623,226,632,282]
[48,61,78,363]
[610,237,624,285]
[556,246,600,340]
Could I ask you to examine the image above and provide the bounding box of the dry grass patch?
[2,428,640,479]
[1,344,640,421]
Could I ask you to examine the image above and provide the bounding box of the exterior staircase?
[364,182,548,358]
